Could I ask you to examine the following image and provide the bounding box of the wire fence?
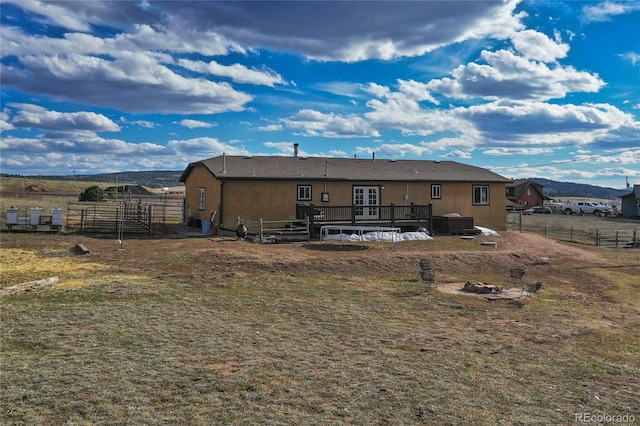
[507,212,639,248]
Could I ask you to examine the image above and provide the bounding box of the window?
[197,187,206,210]
[473,185,489,205]
[431,184,442,199]
[297,185,312,201]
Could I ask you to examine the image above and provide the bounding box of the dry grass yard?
[1,225,639,424]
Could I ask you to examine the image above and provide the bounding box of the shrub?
[79,185,105,202]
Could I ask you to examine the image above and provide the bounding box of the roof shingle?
[180,155,510,183]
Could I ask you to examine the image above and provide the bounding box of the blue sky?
[1,0,639,189]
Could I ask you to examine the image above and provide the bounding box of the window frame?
[297,185,312,201]
[431,184,442,199]
[197,187,206,210]
[472,185,490,205]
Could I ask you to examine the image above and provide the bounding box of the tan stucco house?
[179,151,511,234]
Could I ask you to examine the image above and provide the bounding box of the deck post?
[309,203,315,228]
[428,202,433,234]
[390,203,395,227]
[351,205,356,225]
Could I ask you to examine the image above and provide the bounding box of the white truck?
[561,201,612,216]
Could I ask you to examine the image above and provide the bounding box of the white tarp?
[324,231,433,242]
[323,227,500,241]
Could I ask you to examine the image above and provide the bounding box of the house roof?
[620,185,640,199]
[506,179,545,200]
[179,155,511,183]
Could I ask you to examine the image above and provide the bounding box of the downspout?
[220,152,226,228]
[219,179,225,229]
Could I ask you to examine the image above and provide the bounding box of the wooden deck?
[297,203,433,239]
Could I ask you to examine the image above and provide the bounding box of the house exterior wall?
[620,186,640,218]
[183,165,221,223]
[211,179,507,230]
[519,184,544,207]
[429,182,507,230]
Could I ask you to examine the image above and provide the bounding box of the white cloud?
[483,147,555,156]
[167,137,249,157]
[257,124,283,132]
[355,143,434,159]
[427,49,604,101]
[178,59,285,86]
[510,30,569,62]
[582,1,640,23]
[619,52,640,66]
[10,104,121,132]
[179,119,215,129]
[5,0,91,32]
[283,109,379,138]
[442,150,472,159]
[131,120,156,129]
[3,52,253,114]
[462,101,640,148]
[67,132,168,154]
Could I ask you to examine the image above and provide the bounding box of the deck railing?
[296,203,432,228]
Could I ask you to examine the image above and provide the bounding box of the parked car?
[561,201,612,216]
[527,206,552,214]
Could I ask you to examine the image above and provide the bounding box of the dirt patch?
[24,185,47,192]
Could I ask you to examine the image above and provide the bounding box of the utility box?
[51,208,63,227]
[432,215,478,235]
[30,208,42,228]
[6,207,18,229]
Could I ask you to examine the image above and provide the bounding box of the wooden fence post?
[519,211,523,232]
[596,229,599,247]
[147,206,152,235]
[259,218,264,242]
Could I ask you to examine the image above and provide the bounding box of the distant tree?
[79,185,105,202]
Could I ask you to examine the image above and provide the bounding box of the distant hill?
[2,170,184,189]
[529,178,628,200]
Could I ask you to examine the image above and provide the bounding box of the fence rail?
[243,217,310,243]
[66,197,183,235]
[597,229,638,248]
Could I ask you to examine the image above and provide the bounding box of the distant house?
[620,185,640,218]
[506,180,546,209]
[179,150,511,233]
